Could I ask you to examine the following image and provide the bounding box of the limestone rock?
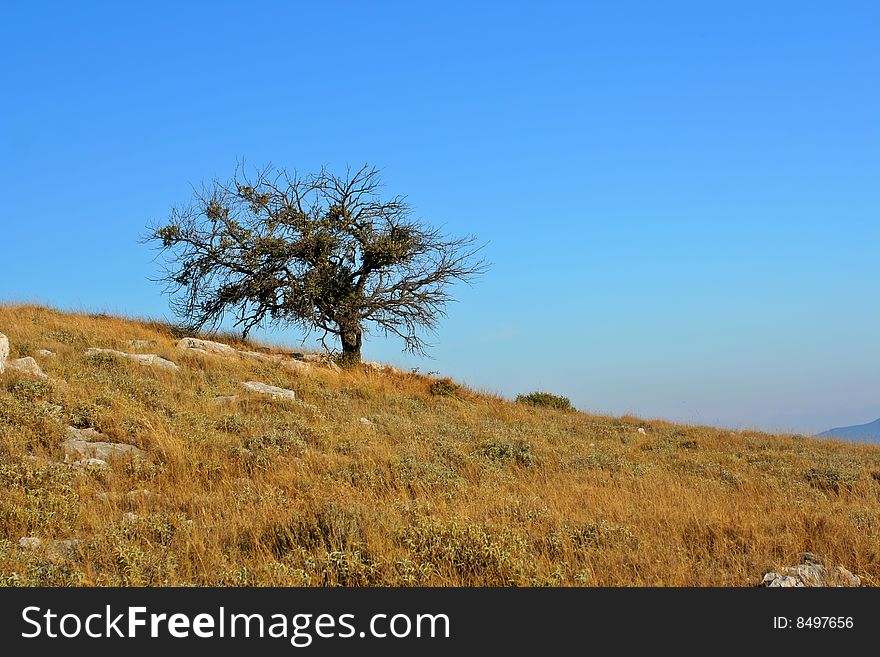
[62,431,147,462]
[71,457,110,469]
[0,332,8,373]
[637,427,647,435]
[359,417,375,426]
[18,537,81,561]
[18,536,42,550]
[5,356,48,378]
[177,337,237,356]
[364,361,400,374]
[86,348,179,372]
[241,381,297,401]
[239,350,282,364]
[283,358,313,372]
[761,556,861,587]
[65,426,106,441]
[35,349,56,357]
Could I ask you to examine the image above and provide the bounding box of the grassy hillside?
[1,304,878,586]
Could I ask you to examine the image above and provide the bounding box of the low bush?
[515,391,572,411]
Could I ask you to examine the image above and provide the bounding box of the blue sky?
[1,1,877,434]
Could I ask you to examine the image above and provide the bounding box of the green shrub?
[429,379,459,397]
[515,391,573,411]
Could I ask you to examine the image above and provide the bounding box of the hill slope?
[817,419,880,444]
[1,304,879,586]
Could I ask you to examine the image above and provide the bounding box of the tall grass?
[0,304,878,586]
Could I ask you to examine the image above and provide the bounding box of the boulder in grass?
[241,381,297,401]
[86,348,179,372]
[761,553,860,587]
[62,437,147,462]
[5,356,48,378]
[177,337,237,356]
[0,332,8,373]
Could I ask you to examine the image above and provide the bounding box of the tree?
[147,164,488,366]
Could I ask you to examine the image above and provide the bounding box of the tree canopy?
[147,164,487,365]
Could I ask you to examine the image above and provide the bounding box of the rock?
[0,332,8,373]
[71,458,110,469]
[240,350,314,373]
[799,551,821,564]
[239,350,283,365]
[637,428,647,435]
[65,426,106,441]
[364,361,400,374]
[283,358,313,372]
[177,337,237,356]
[364,360,400,374]
[212,395,239,405]
[18,537,80,561]
[86,348,179,372]
[35,349,56,357]
[359,417,375,426]
[298,353,328,363]
[762,573,803,587]
[241,381,297,401]
[5,356,48,378]
[761,556,861,587]
[125,339,156,348]
[62,434,147,462]
[18,536,42,550]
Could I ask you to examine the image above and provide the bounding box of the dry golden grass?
[1,304,878,586]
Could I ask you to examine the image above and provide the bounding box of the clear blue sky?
[1,1,878,434]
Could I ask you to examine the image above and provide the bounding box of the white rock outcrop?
[241,381,297,401]
[0,332,8,373]
[177,336,340,372]
[177,337,237,356]
[71,458,110,469]
[5,356,48,378]
[35,349,56,357]
[18,537,81,561]
[364,361,400,375]
[86,348,179,372]
[61,426,148,462]
[761,553,861,587]
[65,426,105,441]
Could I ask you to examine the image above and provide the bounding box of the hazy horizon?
[2,2,878,435]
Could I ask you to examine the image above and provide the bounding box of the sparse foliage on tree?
[147,164,487,365]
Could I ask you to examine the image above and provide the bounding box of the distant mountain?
[816,418,880,443]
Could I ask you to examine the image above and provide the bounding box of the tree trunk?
[339,326,362,367]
